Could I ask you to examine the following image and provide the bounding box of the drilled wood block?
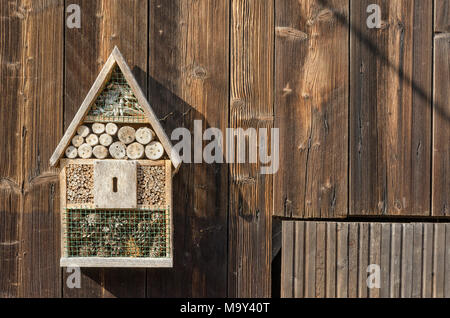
[93,160,137,209]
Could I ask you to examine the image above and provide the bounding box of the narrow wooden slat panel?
[435,0,450,33]
[229,0,273,297]
[326,222,336,298]
[348,223,359,298]
[148,0,229,297]
[350,0,432,216]
[380,223,391,297]
[293,222,305,298]
[336,223,348,298]
[390,223,402,297]
[411,223,423,298]
[304,222,316,297]
[445,224,450,297]
[281,222,294,298]
[282,221,450,298]
[432,34,450,217]
[422,223,434,297]
[401,224,413,297]
[274,0,349,218]
[368,223,381,298]
[0,0,26,297]
[433,224,446,297]
[63,0,148,298]
[358,223,369,298]
[315,224,327,297]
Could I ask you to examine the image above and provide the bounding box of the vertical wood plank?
[148,0,229,297]
[422,223,434,297]
[350,0,433,216]
[432,34,450,217]
[368,223,381,298]
[401,224,413,298]
[274,0,349,218]
[304,222,316,297]
[433,224,445,297]
[336,223,348,298]
[445,224,450,297]
[281,221,294,298]
[0,0,26,297]
[63,0,148,298]
[229,0,273,297]
[293,222,305,298]
[326,222,336,298]
[358,223,369,298]
[390,223,402,298]
[435,0,450,33]
[9,0,64,298]
[411,223,423,298]
[348,223,359,298]
[380,223,391,297]
[315,223,326,298]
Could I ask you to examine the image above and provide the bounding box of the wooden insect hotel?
[50,47,181,268]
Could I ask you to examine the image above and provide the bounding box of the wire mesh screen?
[64,208,170,258]
[86,65,147,123]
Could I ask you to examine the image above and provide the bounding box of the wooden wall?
[282,221,450,298]
[0,0,448,298]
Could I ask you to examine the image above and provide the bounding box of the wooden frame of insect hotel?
[50,47,182,268]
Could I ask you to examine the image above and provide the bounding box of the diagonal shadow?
[318,0,449,123]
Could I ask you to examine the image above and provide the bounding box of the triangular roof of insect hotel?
[50,46,181,172]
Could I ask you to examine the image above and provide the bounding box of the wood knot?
[276,27,308,41]
[186,63,208,80]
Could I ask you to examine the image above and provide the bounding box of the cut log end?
[77,125,90,138]
[78,144,93,159]
[135,127,155,145]
[86,134,99,146]
[99,133,113,147]
[92,122,106,134]
[105,122,118,135]
[145,141,164,160]
[127,142,145,160]
[109,141,127,159]
[65,146,78,159]
[118,126,136,144]
[93,145,109,159]
[72,135,84,148]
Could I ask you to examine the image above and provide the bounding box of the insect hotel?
[50,47,181,268]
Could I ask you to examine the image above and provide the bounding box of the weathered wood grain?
[228,0,273,297]
[293,222,305,298]
[326,222,337,298]
[0,0,64,298]
[147,0,229,297]
[336,223,348,298]
[63,0,148,298]
[350,0,433,216]
[379,223,391,297]
[435,0,450,33]
[0,0,25,297]
[282,221,450,298]
[274,0,349,218]
[304,222,316,297]
[281,222,294,298]
[432,34,450,216]
[433,224,445,297]
[368,223,381,298]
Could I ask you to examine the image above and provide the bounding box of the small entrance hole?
[112,177,118,193]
